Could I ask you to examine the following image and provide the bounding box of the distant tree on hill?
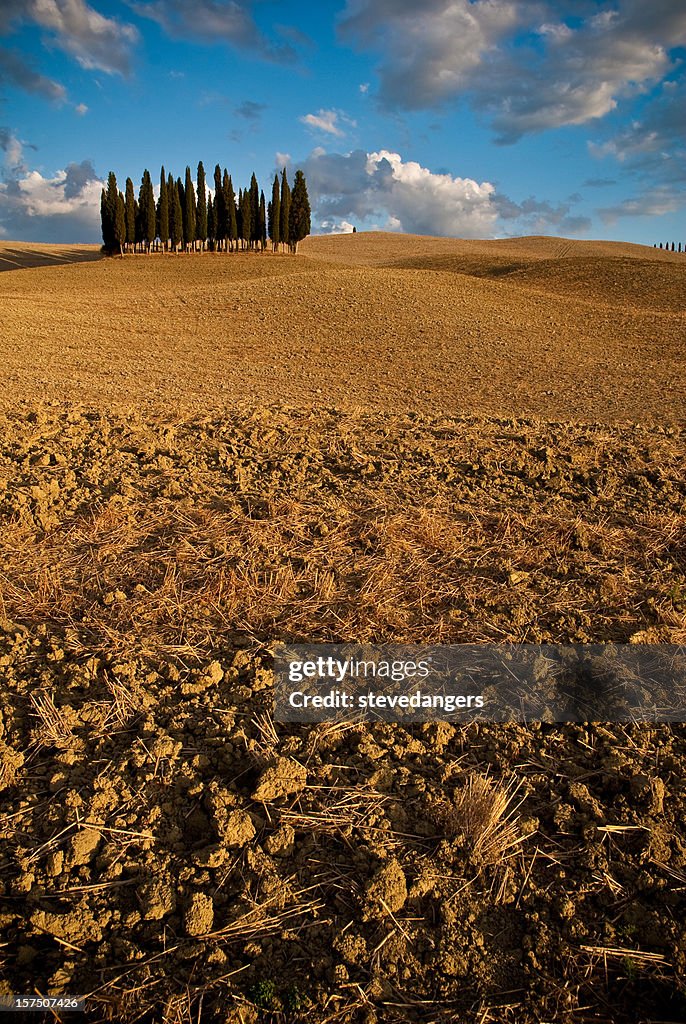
[269,173,280,252]
[158,167,169,251]
[184,166,196,252]
[289,169,311,253]
[196,161,207,252]
[280,168,290,254]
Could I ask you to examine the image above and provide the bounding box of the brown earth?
[0,233,685,1024]
[0,232,683,423]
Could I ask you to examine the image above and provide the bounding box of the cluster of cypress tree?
[100,163,310,256]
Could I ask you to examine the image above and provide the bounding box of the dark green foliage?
[269,173,280,250]
[138,169,156,251]
[226,174,237,251]
[289,169,311,253]
[124,178,136,250]
[170,179,183,251]
[196,161,207,250]
[184,166,196,250]
[280,168,291,250]
[207,193,215,250]
[101,171,119,252]
[102,163,310,258]
[114,191,126,254]
[259,190,266,251]
[241,187,253,249]
[176,177,185,246]
[250,979,280,1011]
[249,172,259,248]
[158,166,169,251]
[213,165,226,250]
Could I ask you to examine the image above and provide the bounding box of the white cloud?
[74,102,88,115]
[597,187,683,224]
[274,151,291,170]
[0,44,67,100]
[131,0,297,63]
[319,218,356,234]
[299,147,498,238]
[359,82,369,93]
[339,0,523,110]
[27,0,139,74]
[0,157,103,242]
[588,78,686,184]
[338,0,686,141]
[300,109,354,137]
[0,129,25,171]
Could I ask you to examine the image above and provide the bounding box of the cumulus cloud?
[338,0,686,142]
[0,128,27,172]
[0,45,67,101]
[131,0,297,63]
[300,109,354,137]
[339,0,522,109]
[296,146,593,239]
[319,219,356,234]
[589,78,686,184]
[298,147,498,237]
[493,193,591,235]
[0,151,103,242]
[597,187,683,225]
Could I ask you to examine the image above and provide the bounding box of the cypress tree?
[124,177,136,253]
[289,169,311,253]
[177,177,186,248]
[158,166,169,252]
[237,188,244,249]
[242,189,253,249]
[280,168,291,254]
[196,161,207,252]
[259,190,266,251]
[226,174,237,252]
[207,193,215,250]
[171,180,183,252]
[214,165,226,251]
[184,165,196,252]
[269,173,280,252]
[249,172,260,249]
[115,191,126,256]
[137,170,155,252]
[100,189,108,249]
[101,171,119,252]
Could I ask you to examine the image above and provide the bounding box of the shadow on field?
[0,246,103,272]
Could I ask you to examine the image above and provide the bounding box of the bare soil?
[0,234,685,1023]
[0,233,683,424]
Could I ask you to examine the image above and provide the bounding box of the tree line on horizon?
[100,162,311,256]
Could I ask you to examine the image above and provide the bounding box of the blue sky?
[0,0,684,244]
